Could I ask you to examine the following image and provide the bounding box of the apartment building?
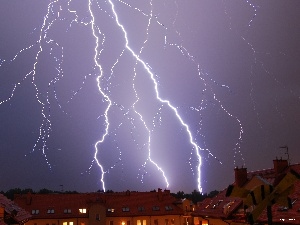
[14,189,193,225]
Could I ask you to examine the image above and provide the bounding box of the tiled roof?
[256,164,300,224]
[193,162,300,224]
[192,189,243,219]
[0,194,31,224]
[14,189,184,218]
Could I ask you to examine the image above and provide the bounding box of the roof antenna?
[279,145,290,165]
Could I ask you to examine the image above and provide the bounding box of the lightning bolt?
[2,0,268,193]
[89,0,202,192]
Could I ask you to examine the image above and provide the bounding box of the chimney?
[26,192,32,205]
[273,158,288,174]
[158,188,163,201]
[234,167,247,187]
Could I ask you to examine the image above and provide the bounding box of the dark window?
[154,220,158,225]
[96,214,100,221]
[122,207,130,212]
[64,209,71,214]
[152,206,160,211]
[31,209,39,215]
[165,206,173,211]
[47,209,54,214]
[109,221,113,225]
[137,206,145,212]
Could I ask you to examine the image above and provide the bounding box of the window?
[47,209,55,214]
[122,207,130,212]
[107,208,115,213]
[127,221,130,225]
[31,209,39,215]
[165,219,169,225]
[109,221,113,225]
[63,222,74,225]
[96,213,100,221]
[152,206,160,211]
[165,206,173,211]
[64,209,72,214]
[137,220,146,225]
[137,206,145,212]
[79,208,87,214]
[171,219,175,225]
[154,220,158,225]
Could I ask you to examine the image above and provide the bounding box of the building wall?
[24,218,90,225]
[89,204,106,225]
[106,215,184,225]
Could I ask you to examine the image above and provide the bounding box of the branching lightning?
[4,0,291,192]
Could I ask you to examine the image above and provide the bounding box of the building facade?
[14,189,193,225]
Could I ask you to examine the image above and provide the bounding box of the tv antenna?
[279,145,290,165]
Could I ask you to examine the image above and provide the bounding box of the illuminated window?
[107,208,115,212]
[152,206,160,211]
[122,207,130,212]
[137,220,146,225]
[64,209,72,214]
[80,222,85,225]
[165,219,169,225]
[171,219,174,225]
[79,208,87,213]
[47,209,55,214]
[63,222,74,225]
[31,209,39,215]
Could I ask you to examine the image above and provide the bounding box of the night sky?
[0,0,300,193]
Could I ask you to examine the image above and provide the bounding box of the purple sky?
[0,0,300,193]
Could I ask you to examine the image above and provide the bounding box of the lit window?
[63,222,74,225]
[152,206,160,211]
[32,209,39,215]
[47,209,55,214]
[107,208,115,212]
[171,219,174,225]
[79,208,87,214]
[122,207,130,212]
[165,219,169,225]
[137,220,146,225]
[64,209,72,214]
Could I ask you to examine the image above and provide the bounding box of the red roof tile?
[192,189,243,219]
[0,194,31,224]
